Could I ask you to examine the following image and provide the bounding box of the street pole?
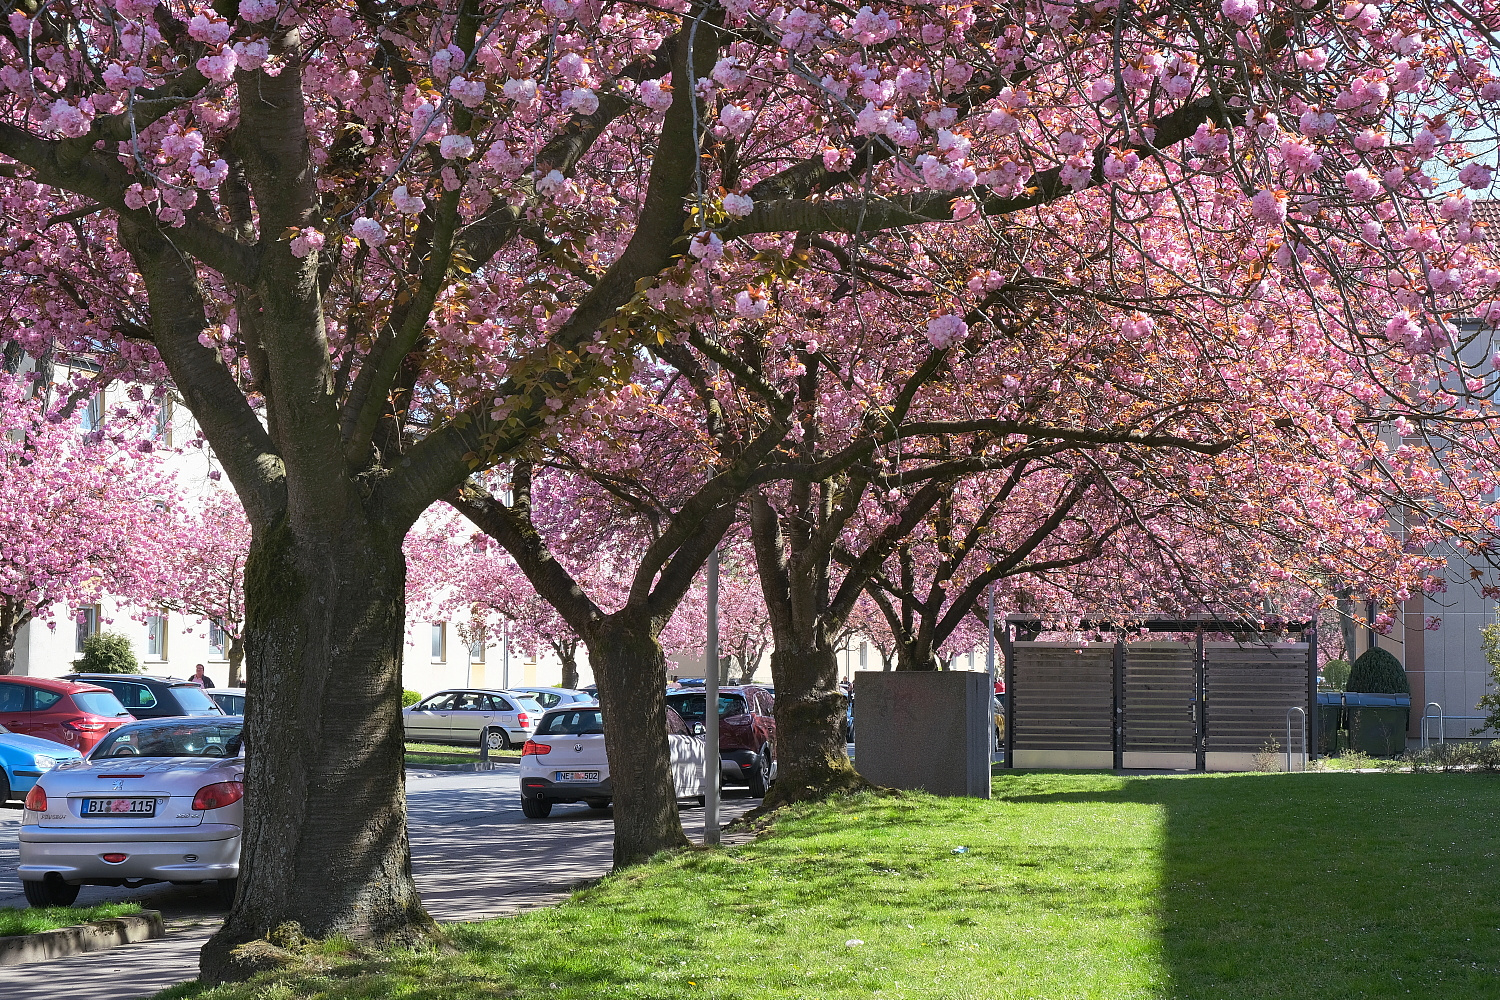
[704,546,721,845]
[986,584,997,754]
[502,622,510,690]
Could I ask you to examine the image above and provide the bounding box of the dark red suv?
[665,684,777,797]
[0,677,135,753]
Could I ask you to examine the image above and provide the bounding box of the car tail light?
[192,781,245,810]
[521,740,551,756]
[102,853,127,864]
[64,718,107,732]
[517,712,529,727]
[23,786,46,812]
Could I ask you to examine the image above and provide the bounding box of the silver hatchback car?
[402,689,544,751]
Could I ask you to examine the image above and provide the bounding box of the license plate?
[81,798,157,818]
[555,771,600,781]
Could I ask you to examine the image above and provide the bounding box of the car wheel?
[23,877,80,908]
[215,878,238,908]
[585,799,610,810]
[485,728,510,752]
[748,747,771,798]
[0,770,10,805]
[520,796,552,819]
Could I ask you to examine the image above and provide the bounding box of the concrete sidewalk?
[0,766,754,999]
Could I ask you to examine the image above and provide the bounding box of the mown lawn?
[159,771,1500,999]
[0,902,141,936]
[402,741,520,767]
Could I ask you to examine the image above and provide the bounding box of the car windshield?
[665,693,746,722]
[536,709,605,736]
[71,691,132,718]
[170,685,224,713]
[92,720,244,759]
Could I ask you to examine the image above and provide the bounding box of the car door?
[0,682,32,736]
[754,689,777,765]
[27,687,67,744]
[666,708,704,798]
[446,691,492,743]
[405,693,455,740]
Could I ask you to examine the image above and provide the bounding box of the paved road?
[0,764,755,1000]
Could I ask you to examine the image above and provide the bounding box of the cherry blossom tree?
[0,370,177,675]
[140,491,251,685]
[7,0,1500,975]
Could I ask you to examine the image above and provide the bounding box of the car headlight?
[34,755,58,772]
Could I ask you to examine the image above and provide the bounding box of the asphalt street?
[0,763,756,1000]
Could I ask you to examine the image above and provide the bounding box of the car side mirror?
[691,722,706,736]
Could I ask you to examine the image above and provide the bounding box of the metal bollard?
[479,729,490,770]
[1286,706,1307,772]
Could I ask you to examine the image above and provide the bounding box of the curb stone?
[0,910,165,966]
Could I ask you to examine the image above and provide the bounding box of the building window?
[468,630,485,663]
[146,614,167,659]
[153,398,172,445]
[75,605,100,652]
[79,394,103,432]
[209,622,226,657]
[431,623,447,662]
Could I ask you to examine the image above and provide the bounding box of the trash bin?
[1317,692,1344,755]
[1344,693,1411,756]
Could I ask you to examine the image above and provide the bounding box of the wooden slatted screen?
[1012,643,1114,751]
[1204,643,1309,751]
[1122,642,1196,752]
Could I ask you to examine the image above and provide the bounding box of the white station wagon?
[403,688,543,751]
[19,717,245,907]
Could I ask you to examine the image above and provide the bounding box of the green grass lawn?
[402,741,520,766]
[159,771,1500,999]
[0,902,141,936]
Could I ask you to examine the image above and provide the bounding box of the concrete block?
[854,670,991,797]
[0,910,165,966]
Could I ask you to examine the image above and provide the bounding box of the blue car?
[0,726,84,804]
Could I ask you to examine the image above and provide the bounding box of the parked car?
[205,688,246,715]
[506,686,594,710]
[18,716,245,907]
[519,705,703,818]
[0,725,85,804]
[402,689,544,750]
[0,677,135,754]
[63,674,225,720]
[665,684,777,797]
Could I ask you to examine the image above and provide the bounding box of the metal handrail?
[1421,702,1443,748]
[1286,706,1307,772]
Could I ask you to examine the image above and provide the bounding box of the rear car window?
[169,685,223,713]
[107,682,158,710]
[665,693,747,722]
[211,694,245,714]
[94,721,244,758]
[537,709,605,736]
[71,691,132,717]
[33,689,62,710]
[517,697,544,713]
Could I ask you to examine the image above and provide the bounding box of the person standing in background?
[192,663,215,688]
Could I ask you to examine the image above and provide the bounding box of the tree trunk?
[227,634,245,688]
[559,649,580,690]
[583,613,690,867]
[896,639,940,671]
[761,646,867,809]
[0,603,26,676]
[200,517,432,982]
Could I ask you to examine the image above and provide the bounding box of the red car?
[665,684,777,797]
[0,677,135,753]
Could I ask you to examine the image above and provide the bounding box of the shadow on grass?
[998,771,1500,999]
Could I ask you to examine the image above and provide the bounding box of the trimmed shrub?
[72,632,140,674]
[1321,659,1351,691]
[402,689,423,707]
[1346,647,1410,694]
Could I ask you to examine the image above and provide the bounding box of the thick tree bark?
[200,517,432,982]
[582,613,690,866]
[761,646,866,809]
[0,603,26,676]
